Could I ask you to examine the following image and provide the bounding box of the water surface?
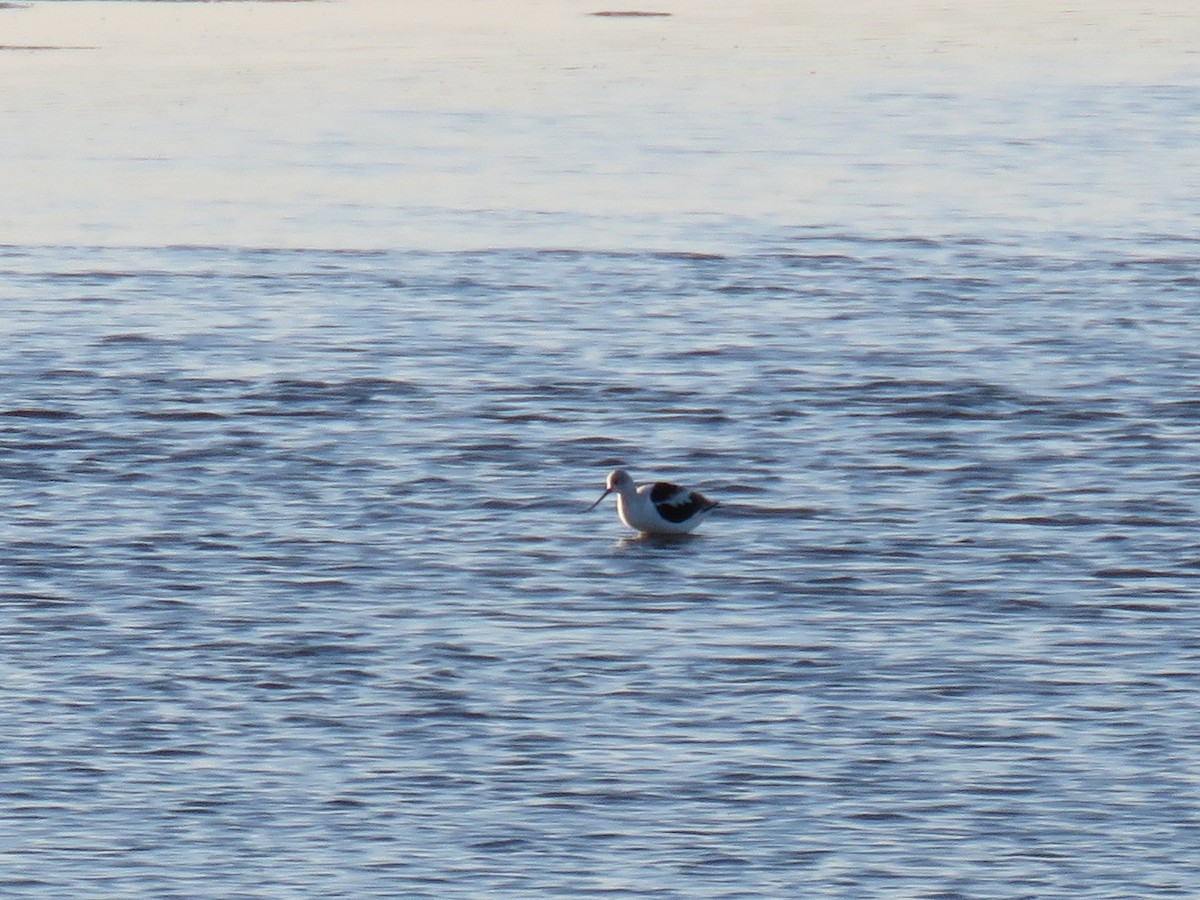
[2,1,1199,897]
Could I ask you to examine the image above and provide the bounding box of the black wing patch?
[650,482,716,523]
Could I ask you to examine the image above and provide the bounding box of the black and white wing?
[649,481,717,524]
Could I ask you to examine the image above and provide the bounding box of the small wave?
[1,407,80,419]
[97,332,171,345]
[136,410,227,421]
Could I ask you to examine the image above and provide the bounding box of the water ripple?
[1,238,1198,897]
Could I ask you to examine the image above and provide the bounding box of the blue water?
[4,234,1199,897]
[4,2,1200,897]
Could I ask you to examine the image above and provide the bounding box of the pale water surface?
[2,1,1200,897]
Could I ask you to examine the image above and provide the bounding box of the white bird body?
[587,469,718,535]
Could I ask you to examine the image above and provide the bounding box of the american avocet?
[586,469,718,535]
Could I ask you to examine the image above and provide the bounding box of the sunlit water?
[3,1,1200,897]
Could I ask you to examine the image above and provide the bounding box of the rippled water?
[4,1,1200,897]
[4,235,1199,897]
